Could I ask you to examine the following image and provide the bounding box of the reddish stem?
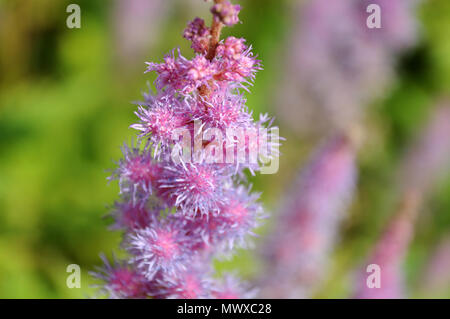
[206,0,225,61]
[198,0,225,98]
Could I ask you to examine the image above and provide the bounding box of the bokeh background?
[0,0,449,298]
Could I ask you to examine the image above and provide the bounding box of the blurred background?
[0,0,449,298]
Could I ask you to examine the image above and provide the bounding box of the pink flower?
[187,55,217,84]
[197,88,251,130]
[91,255,150,299]
[183,185,264,251]
[183,18,211,54]
[110,143,161,202]
[146,50,216,94]
[128,216,194,280]
[131,93,189,147]
[109,201,153,230]
[158,163,230,216]
[211,0,241,26]
[212,275,257,299]
[213,40,261,87]
[216,37,246,59]
[158,268,212,299]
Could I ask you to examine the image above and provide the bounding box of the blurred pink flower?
[353,195,418,299]
[421,236,450,294]
[260,134,357,298]
[276,0,419,135]
[402,104,450,195]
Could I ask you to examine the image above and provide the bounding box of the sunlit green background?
[0,0,449,298]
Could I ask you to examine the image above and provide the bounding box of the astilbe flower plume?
[92,0,278,299]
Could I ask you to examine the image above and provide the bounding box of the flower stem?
[206,0,225,61]
[199,0,225,98]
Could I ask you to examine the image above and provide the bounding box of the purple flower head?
[183,17,211,54]
[109,201,154,231]
[188,55,217,84]
[197,88,251,130]
[217,186,264,249]
[211,0,241,26]
[130,93,189,148]
[94,0,279,299]
[213,40,261,88]
[212,274,258,299]
[90,255,150,299]
[110,142,161,201]
[146,49,216,95]
[158,162,229,216]
[216,37,246,60]
[146,36,259,94]
[157,268,213,299]
[183,185,263,251]
[127,216,193,280]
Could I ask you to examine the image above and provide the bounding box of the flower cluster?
[144,40,259,95]
[211,0,241,26]
[92,0,277,299]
